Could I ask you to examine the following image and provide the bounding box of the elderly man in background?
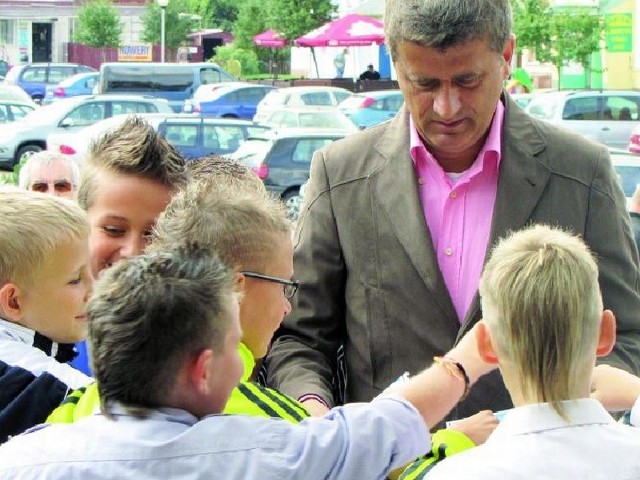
[18,151,80,199]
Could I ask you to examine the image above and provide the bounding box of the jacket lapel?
[460,93,551,335]
[370,107,458,321]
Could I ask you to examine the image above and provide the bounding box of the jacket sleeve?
[266,150,346,406]
[587,148,640,375]
[398,428,476,479]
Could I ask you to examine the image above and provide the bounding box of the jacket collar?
[0,317,78,363]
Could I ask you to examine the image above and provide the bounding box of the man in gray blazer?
[266,0,640,420]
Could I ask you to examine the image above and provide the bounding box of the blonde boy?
[0,190,92,443]
[78,115,187,278]
[427,225,640,479]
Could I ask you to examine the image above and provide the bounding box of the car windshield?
[297,111,355,130]
[526,93,563,120]
[22,97,84,123]
[229,137,272,167]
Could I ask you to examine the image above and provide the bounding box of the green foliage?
[269,0,335,41]
[198,0,239,33]
[0,155,29,186]
[510,0,603,89]
[233,0,290,68]
[141,0,194,52]
[212,45,261,76]
[75,0,122,48]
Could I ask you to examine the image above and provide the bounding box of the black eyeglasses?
[241,271,299,299]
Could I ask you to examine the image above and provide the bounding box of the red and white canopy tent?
[253,29,288,48]
[293,13,385,78]
[294,13,384,47]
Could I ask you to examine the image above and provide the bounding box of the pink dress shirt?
[410,102,504,322]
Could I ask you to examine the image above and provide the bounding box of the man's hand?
[591,364,640,411]
[302,398,330,417]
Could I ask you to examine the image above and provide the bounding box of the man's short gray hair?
[384,0,513,59]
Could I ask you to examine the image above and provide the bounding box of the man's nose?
[433,86,461,120]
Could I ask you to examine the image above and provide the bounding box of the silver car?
[525,90,640,149]
[0,94,173,170]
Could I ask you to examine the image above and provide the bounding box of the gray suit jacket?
[266,93,640,419]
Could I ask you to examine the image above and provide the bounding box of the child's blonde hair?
[78,115,188,211]
[479,224,602,418]
[0,190,88,287]
[151,180,290,272]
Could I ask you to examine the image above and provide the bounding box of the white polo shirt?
[427,398,640,479]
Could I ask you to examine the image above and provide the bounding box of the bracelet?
[433,356,471,400]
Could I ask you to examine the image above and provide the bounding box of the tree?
[536,8,603,89]
[196,0,240,33]
[269,0,334,41]
[510,0,603,89]
[75,0,122,61]
[141,0,194,57]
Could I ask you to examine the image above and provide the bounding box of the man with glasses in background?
[19,151,79,200]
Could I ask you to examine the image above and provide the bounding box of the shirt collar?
[0,317,77,362]
[488,398,615,441]
[409,100,504,174]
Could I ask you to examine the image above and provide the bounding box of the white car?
[260,107,359,134]
[253,86,353,124]
[609,148,640,210]
[525,90,640,149]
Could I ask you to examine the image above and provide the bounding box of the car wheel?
[16,145,43,163]
[283,188,301,221]
[32,95,43,105]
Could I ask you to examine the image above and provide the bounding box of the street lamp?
[157,0,169,63]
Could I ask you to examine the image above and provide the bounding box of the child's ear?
[0,283,23,321]
[188,349,214,396]
[596,309,616,357]
[476,320,500,365]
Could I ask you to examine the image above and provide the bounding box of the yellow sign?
[117,45,153,62]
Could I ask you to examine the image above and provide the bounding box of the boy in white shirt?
[427,225,640,479]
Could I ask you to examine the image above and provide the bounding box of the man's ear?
[0,283,23,322]
[596,309,616,357]
[236,272,246,299]
[476,320,500,365]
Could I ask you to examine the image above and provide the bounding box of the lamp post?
[157,0,169,63]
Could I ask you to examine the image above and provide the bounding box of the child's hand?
[591,364,640,411]
[447,410,499,445]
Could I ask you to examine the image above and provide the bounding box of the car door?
[236,87,272,119]
[601,94,640,149]
[560,96,601,144]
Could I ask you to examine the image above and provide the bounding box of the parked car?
[4,63,96,103]
[0,100,36,124]
[524,90,640,149]
[190,83,276,119]
[338,90,404,128]
[261,107,359,134]
[48,113,269,162]
[509,92,536,109]
[0,84,37,105]
[229,128,346,216]
[253,86,353,124]
[627,123,640,155]
[43,72,100,105]
[609,148,640,210]
[98,62,236,113]
[0,94,172,170]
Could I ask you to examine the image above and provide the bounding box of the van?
[98,62,237,112]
